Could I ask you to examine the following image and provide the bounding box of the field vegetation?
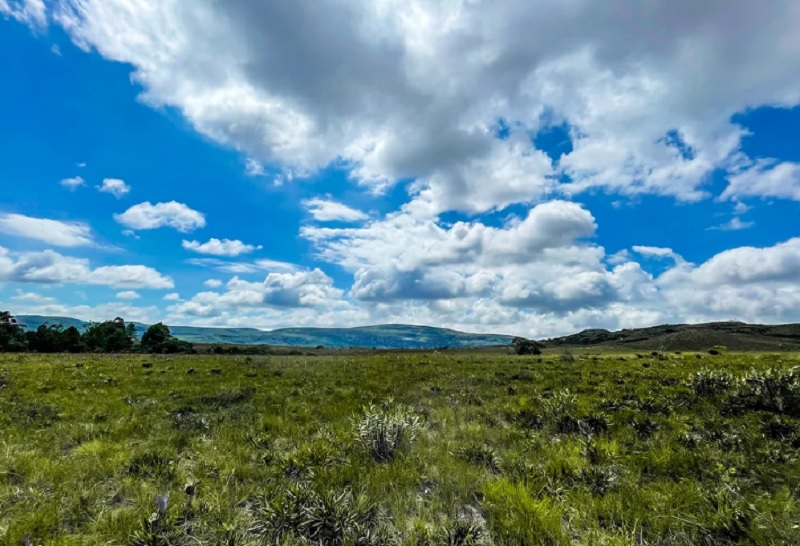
[1,350,799,545]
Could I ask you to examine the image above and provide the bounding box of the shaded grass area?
[1,351,799,545]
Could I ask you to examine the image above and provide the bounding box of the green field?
[1,351,799,545]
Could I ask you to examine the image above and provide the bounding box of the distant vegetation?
[15,314,516,349]
[13,313,800,351]
[512,336,542,355]
[1,350,798,544]
[0,311,194,354]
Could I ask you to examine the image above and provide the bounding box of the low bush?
[354,402,422,463]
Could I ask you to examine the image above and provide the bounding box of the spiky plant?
[354,402,422,463]
[689,369,735,396]
[453,443,502,474]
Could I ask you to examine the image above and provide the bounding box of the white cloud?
[87,266,173,289]
[11,290,56,304]
[303,198,369,222]
[245,158,266,177]
[182,238,262,257]
[116,290,141,300]
[708,217,754,231]
[9,1,800,338]
[0,246,173,289]
[0,213,93,247]
[632,246,684,262]
[60,176,85,190]
[114,201,206,232]
[163,293,181,301]
[689,238,800,286]
[39,0,800,214]
[169,268,343,318]
[97,178,131,198]
[204,279,223,288]
[0,0,46,28]
[303,200,597,272]
[187,257,299,274]
[165,234,800,337]
[2,299,162,325]
[721,160,800,201]
[302,200,616,310]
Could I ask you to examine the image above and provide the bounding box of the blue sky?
[1,0,799,338]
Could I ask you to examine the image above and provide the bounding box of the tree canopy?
[512,336,543,355]
[0,312,194,354]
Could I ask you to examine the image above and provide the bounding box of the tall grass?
[0,351,798,544]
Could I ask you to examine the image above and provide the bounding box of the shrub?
[579,466,619,496]
[512,337,542,356]
[127,452,176,481]
[736,367,800,415]
[542,390,579,434]
[453,443,502,474]
[690,369,734,396]
[251,485,384,546]
[440,519,486,546]
[516,390,579,434]
[354,402,422,463]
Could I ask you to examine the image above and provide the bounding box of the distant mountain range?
[15,315,515,349]
[15,316,800,351]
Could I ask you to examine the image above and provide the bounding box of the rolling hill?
[15,316,800,351]
[14,316,515,349]
[543,321,800,351]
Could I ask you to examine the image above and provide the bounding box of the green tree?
[0,311,27,352]
[27,324,66,353]
[82,317,135,352]
[512,337,542,356]
[141,323,171,353]
[62,326,84,353]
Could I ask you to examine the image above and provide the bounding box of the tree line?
[0,311,194,354]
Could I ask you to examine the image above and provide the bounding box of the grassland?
[1,350,799,545]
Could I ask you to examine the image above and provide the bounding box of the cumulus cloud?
[114,201,206,232]
[0,246,173,289]
[116,290,140,299]
[0,213,93,247]
[9,1,800,337]
[187,257,299,274]
[632,246,684,262]
[689,238,800,286]
[721,160,800,201]
[303,198,369,222]
[708,217,754,231]
[182,238,262,257]
[1,299,162,325]
[163,292,181,301]
[165,232,800,337]
[303,200,596,272]
[97,178,131,198]
[60,176,85,190]
[39,0,800,215]
[169,269,344,319]
[0,0,46,28]
[11,290,56,304]
[204,279,223,288]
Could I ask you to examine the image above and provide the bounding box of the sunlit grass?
[1,351,799,544]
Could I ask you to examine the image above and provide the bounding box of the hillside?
[15,316,514,349]
[544,321,800,351]
[16,315,800,351]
